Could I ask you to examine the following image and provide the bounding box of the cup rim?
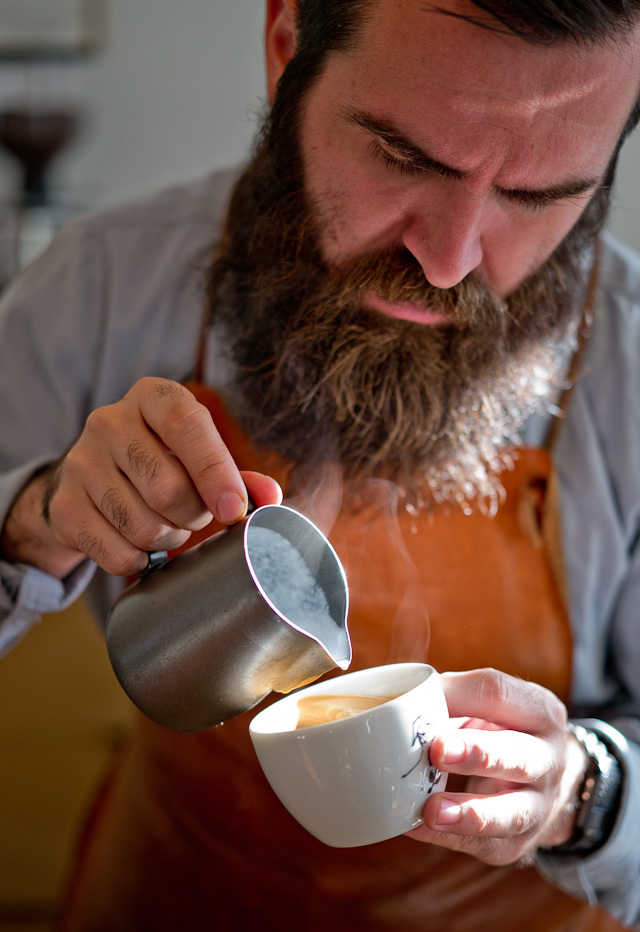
[249,662,436,736]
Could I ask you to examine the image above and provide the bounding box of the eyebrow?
[344,107,601,206]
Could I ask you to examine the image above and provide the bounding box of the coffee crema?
[295,694,394,729]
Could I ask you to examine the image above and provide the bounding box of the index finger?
[431,726,554,783]
[137,380,249,524]
[439,668,567,736]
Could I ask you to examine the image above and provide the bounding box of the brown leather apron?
[60,386,623,932]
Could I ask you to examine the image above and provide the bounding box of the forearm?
[0,461,95,652]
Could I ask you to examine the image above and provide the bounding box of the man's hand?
[0,378,282,579]
[407,668,587,865]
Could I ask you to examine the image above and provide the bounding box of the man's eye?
[369,139,423,177]
[511,196,549,214]
[505,190,592,215]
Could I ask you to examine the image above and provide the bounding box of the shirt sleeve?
[0,174,224,645]
[0,557,96,655]
[0,218,105,647]
[544,526,640,927]
[539,238,640,926]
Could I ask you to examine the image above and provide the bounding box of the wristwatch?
[550,723,623,857]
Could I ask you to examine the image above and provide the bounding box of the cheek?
[301,114,350,249]
[301,110,409,263]
[482,202,591,296]
[303,151,398,261]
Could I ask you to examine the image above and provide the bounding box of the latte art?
[295,694,395,729]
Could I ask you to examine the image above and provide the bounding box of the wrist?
[545,723,623,857]
[543,727,588,848]
[0,468,85,578]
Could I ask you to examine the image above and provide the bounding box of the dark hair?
[435,0,640,45]
[268,1,369,128]
[294,0,640,48]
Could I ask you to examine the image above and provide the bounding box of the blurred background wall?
[0,1,265,283]
[55,0,266,210]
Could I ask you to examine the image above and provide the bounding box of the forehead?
[322,0,640,183]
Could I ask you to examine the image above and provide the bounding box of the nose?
[401,194,485,290]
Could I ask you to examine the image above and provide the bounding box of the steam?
[359,479,432,665]
[287,470,432,667]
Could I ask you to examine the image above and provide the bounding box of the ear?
[265,0,299,105]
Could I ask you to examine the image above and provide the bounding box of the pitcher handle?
[140,494,258,578]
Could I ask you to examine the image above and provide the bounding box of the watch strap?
[550,723,623,857]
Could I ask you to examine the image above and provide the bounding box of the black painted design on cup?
[401,715,443,793]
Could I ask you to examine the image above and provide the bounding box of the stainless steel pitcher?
[106,504,351,732]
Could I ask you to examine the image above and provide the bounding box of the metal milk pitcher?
[106,504,351,732]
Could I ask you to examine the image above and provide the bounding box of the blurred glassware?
[0,108,80,206]
[0,58,89,288]
[0,1,105,289]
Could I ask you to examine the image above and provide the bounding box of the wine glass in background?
[0,59,87,287]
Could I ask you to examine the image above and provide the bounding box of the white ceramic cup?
[249,662,448,848]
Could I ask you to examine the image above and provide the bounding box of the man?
[1,0,639,928]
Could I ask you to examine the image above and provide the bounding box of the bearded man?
[1,0,640,929]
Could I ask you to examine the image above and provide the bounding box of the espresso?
[295,693,394,729]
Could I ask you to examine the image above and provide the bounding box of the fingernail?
[443,735,466,764]
[216,491,246,524]
[435,799,462,827]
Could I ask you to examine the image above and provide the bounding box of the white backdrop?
[0,1,265,213]
[1,0,639,252]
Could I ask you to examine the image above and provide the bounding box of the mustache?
[323,247,508,328]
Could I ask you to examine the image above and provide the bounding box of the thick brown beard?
[207,108,608,510]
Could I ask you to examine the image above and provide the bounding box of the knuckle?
[511,808,536,837]
[101,488,133,535]
[74,527,108,565]
[63,441,90,477]
[126,440,162,481]
[145,472,189,517]
[46,476,73,518]
[476,667,511,709]
[111,553,144,577]
[148,527,192,552]
[85,402,118,439]
[464,802,538,844]
[83,406,104,433]
[463,741,495,776]
[108,550,146,576]
[98,491,187,554]
[467,807,499,837]
[193,454,236,489]
[547,694,569,731]
[476,746,496,776]
[132,376,183,400]
[131,520,189,553]
[74,524,142,576]
[151,377,184,400]
[160,405,185,439]
[169,399,212,443]
[523,680,568,734]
